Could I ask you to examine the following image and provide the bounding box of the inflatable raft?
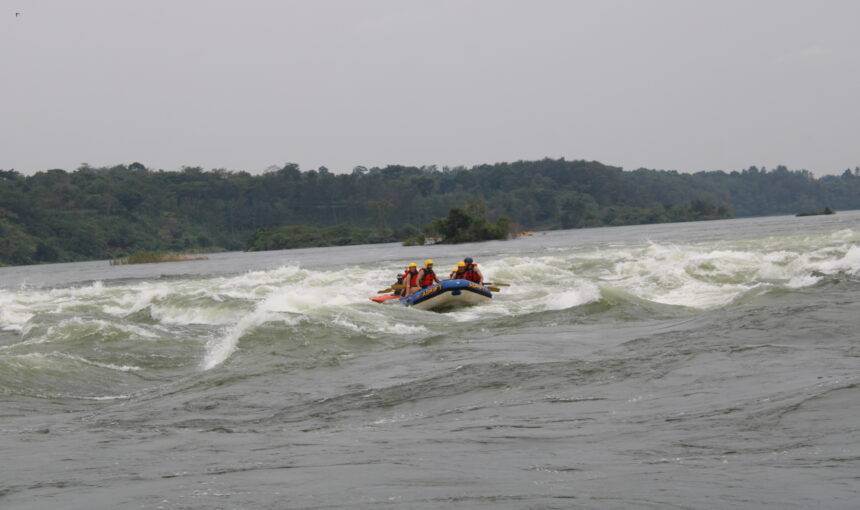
[401,279,493,311]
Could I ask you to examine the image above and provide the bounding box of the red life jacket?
[463,265,481,283]
[419,268,436,288]
[406,269,419,287]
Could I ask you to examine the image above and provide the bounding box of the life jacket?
[419,268,436,288]
[406,269,419,287]
[463,265,481,283]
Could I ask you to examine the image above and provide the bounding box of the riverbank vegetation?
[110,250,208,265]
[246,224,402,251]
[1,161,859,266]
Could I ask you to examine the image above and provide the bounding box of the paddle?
[380,282,506,293]
[378,284,405,294]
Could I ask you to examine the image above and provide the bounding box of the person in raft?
[402,262,420,296]
[391,264,410,296]
[415,259,439,291]
[450,260,467,279]
[462,257,483,284]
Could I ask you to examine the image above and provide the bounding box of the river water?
[1,213,859,509]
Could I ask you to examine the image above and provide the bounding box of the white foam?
[376,322,429,335]
[541,284,602,311]
[3,227,858,373]
[812,244,860,275]
[0,309,33,332]
[479,232,858,310]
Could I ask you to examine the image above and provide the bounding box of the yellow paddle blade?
[377,288,393,294]
[487,286,501,292]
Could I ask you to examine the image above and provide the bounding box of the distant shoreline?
[2,161,858,267]
[2,210,856,269]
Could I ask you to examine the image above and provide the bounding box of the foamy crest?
[542,284,603,311]
[0,305,33,333]
[811,244,860,275]
[203,309,280,370]
[479,230,858,310]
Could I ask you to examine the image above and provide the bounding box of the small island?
[403,204,514,246]
[796,207,835,217]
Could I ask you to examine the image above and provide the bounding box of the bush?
[402,234,426,246]
[420,207,513,245]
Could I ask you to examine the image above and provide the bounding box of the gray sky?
[2,0,859,175]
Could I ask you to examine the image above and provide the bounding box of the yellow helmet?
[457,261,466,267]
[408,262,417,268]
[424,259,434,266]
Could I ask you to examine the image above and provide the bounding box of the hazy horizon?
[3,0,859,176]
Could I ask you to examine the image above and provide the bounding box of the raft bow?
[400,279,492,311]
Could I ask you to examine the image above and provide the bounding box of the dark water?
[2,213,859,509]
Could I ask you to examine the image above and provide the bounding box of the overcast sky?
[2,0,859,175]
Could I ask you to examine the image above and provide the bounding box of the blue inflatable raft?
[401,279,493,311]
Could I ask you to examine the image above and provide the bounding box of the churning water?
[2,213,859,508]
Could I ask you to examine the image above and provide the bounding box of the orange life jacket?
[419,268,436,288]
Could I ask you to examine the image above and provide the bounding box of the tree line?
[1,159,859,266]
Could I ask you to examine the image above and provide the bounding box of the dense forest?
[1,159,859,266]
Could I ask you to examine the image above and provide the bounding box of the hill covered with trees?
[1,159,859,266]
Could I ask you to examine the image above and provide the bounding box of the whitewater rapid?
[1,223,857,386]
